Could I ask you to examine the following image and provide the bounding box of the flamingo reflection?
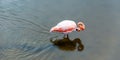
[50,35,84,51]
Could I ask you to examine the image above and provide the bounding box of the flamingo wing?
[56,20,77,33]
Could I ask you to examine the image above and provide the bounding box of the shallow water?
[0,0,120,60]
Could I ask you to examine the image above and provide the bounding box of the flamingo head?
[76,22,85,32]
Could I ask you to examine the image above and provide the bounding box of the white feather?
[56,20,77,30]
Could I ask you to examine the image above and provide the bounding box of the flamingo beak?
[80,26,85,30]
[76,28,81,32]
[77,22,85,31]
[76,27,85,32]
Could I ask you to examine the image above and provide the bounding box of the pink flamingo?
[50,20,85,37]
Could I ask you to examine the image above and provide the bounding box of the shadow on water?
[50,35,84,51]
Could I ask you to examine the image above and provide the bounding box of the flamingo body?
[50,20,85,34]
[50,20,77,34]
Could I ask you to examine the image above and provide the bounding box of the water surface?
[0,0,120,60]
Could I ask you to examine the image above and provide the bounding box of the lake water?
[0,0,120,60]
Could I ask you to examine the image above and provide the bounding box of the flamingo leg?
[63,34,69,38]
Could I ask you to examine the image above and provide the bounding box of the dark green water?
[0,0,120,60]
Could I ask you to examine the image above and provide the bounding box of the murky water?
[0,0,120,60]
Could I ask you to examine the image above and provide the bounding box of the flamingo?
[50,20,85,37]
